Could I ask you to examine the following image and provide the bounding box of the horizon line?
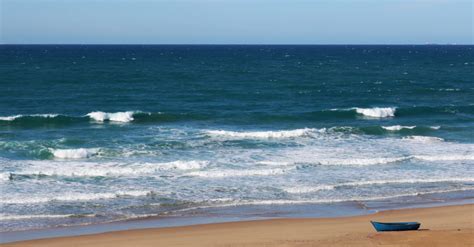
[1,43,473,46]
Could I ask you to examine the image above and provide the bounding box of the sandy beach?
[2,204,472,247]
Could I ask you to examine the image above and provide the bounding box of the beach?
[2,204,472,246]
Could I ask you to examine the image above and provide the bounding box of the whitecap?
[1,190,153,205]
[402,136,444,142]
[205,128,320,139]
[10,160,208,178]
[314,157,410,166]
[86,111,135,122]
[355,107,396,118]
[0,114,59,121]
[382,125,416,131]
[187,168,290,178]
[0,214,95,221]
[261,156,410,167]
[0,173,11,181]
[0,115,22,121]
[284,178,474,194]
[51,148,100,159]
[413,154,474,161]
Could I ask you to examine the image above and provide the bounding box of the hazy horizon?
[1,0,473,45]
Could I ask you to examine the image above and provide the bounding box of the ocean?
[0,45,473,232]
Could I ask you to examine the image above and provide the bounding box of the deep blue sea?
[0,45,473,231]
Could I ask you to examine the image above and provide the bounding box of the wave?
[205,128,321,139]
[0,111,207,127]
[402,135,444,142]
[178,188,474,210]
[4,160,209,180]
[382,125,416,131]
[187,168,291,178]
[284,177,474,194]
[1,190,154,205]
[1,105,472,127]
[51,148,100,159]
[0,114,59,121]
[262,153,474,168]
[86,111,136,122]
[354,107,396,118]
[0,213,96,221]
[413,154,474,161]
[259,156,411,167]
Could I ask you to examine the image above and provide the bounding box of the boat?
[370,221,421,232]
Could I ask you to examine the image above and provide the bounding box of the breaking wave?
[1,190,154,205]
[205,128,321,139]
[51,148,100,159]
[284,177,474,194]
[187,168,291,178]
[0,114,59,121]
[4,160,209,180]
[0,213,96,221]
[402,135,445,142]
[86,111,136,122]
[382,125,416,131]
[355,107,396,118]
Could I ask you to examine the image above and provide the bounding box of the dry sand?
[2,204,473,247]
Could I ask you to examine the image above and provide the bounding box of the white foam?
[260,156,410,167]
[283,185,335,194]
[284,177,474,194]
[182,188,474,210]
[414,154,474,161]
[11,160,208,178]
[0,173,10,181]
[0,115,22,121]
[0,114,58,121]
[187,168,290,178]
[86,111,135,122]
[51,148,99,159]
[355,107,396,118]
[382,125,416,131]
[402,136,444,142]
[205,128,320,139]
[430,126,441,130]
[1,190,153,205]
[0,214,95,221]
[314,157,410,166]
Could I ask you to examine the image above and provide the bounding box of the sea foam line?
[0,114,59,121]
[402,136,445,142]
[284,177,474,194]
[205,128,322,139]
[86,111,138,122]
[382,125,416,131]
[173,188,474,212]
[50,148,100,159]
[0,213,96,221]
[0,190,155,205]
[3,160,209,179]
[354,107,396,118]
[187,167,291,178]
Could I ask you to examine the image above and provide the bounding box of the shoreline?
[1,192,473,242]
[1,190,473,243]
[2,204,472,246]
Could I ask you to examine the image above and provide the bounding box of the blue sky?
[1,0,472,44]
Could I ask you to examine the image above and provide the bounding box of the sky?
[1,0,473,44]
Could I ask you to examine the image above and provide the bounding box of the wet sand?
[2,204,473,247]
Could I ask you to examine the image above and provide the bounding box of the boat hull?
[371,221,421,232]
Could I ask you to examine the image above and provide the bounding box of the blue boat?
[371,221,421,232]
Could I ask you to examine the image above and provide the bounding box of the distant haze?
[1,0,473,44]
